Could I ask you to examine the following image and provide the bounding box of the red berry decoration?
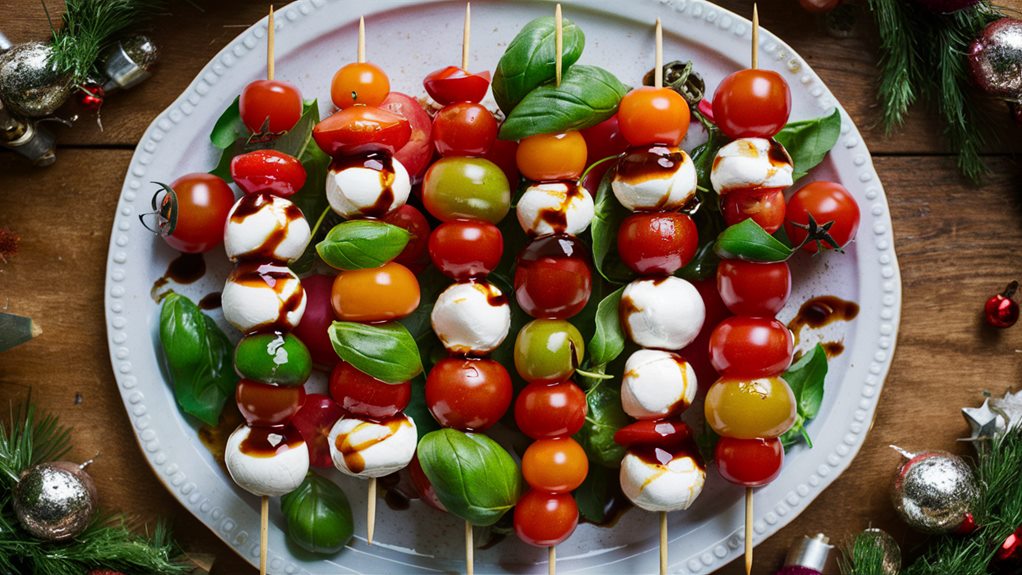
[77,83,105,111]
[985,281,1019,328]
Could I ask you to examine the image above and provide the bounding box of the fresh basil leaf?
[714,218,794,262]
[676,241,719,282]
[328,321,422,383]
[404,374,440,436]
[210,97,244,149]
[491,16,585,115]
[574,383,629,468]
[587,287,625,368]
[316,220,410,271]
[499,65,629,141]
[780,344,829,449]
[159,293,238,426]
[775,109,842,182]
[574,465,614,524]
[210,99,322,182]
[591,165,635,284]
[281,473,353,554]
[417,429,522,526]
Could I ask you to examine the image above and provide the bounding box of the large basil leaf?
[587,287,625,368]
[328,321,423,383]
[417,429,522,526]
[774,109,842,182]
[590,165,635,284]
[499,65,629,141]
[491,16,585,115]
[713,218,794,262]
[780,344,829,449]
[281,473,353,554]
[316,220,410,271]
[210,97,244,149]
[574,383,629,468]
[159,293,238,426]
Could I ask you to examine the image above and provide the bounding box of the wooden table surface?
[2,1,1021,573]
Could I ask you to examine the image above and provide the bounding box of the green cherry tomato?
[422,156,511,223]
[234,331,313,387]
[514,319,585,384]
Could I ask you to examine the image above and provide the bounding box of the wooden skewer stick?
[259,496,269,575]
[266,5,275,81]
[462,3,471,71]
[549,545,557,575]
[745,487,753,575]
[554,3,563,87]
[466,521,474,575]
[659,511,668,575]
[751,3,759,70]
[357,15,366,64]
[654,18,663,89]
[367,477,377,545]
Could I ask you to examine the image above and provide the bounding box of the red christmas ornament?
[955,512,978,535]
[77,83,105,112]
[985,282,1020,329]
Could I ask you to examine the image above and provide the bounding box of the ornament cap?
[783,533,832,571]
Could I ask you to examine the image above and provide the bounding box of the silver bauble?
[0,42,73,118]
[890,447,978,534]
[968,18,1022,100]
[13,461,97,541]
[859,528,902,575]
[101,34,159,92]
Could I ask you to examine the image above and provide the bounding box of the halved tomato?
[614,419,692,450]
[381,92,433,180]
[423,66,491,105]
[312,105,411,158]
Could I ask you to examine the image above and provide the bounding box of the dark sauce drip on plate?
[198,405,244,467]
[230,193,305,262]
[332,152,396,218]
[378,473,412,511]
[823,341,845,357]
[788,295,860,346]
[150,252,206,299]
[198,291,222,310]
[238,424,304,458]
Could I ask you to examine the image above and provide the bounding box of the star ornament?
[990,389,1022,432]
[962,398,1002,445]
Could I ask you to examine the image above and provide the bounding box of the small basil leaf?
[783,343,828,421]
[574,383,629,468]
[316,220,411,271]
[491,16,585,115]
[404,374,440,436]
[774,109,842,182]
[675,241,720,282]
[210,97,244,149]
[281,473,354,554]
[499,65,629,141]
[159,293,238,426]
[417,429,522,526]
[574,465,614,524]
[713,218,794,262]
[587,287,625,368]
[591,165,635,284]
[328,321,423,383]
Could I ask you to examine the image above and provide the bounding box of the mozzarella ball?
[222,262,307,334]
[710,137,793,195]
[611,146,697,212]
[620,449,705,512]
[620,277,704,350]
[326,156,411,218]
[329,414,417,478]
[224,193,311,263]
[516,182,595,237]
[621,349,698,420]
[225,424,309,497]
[431,281,511,354]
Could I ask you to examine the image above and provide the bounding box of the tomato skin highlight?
[331,62,390,109]
[160,173,235,253]
[515,131,588,181]
[716,259,791,317]
[712,69,792,139]
[312,106,412,158]
[617,211,699,276]
[330,262,420,323]
[423,66,491,105]
[708,317,794,378]
[513,490,579,547]
[432,102,499,157]
[428,220,503,280]
[721,188,786,234]
[514,234,593,320]
[425,357,513,431]
[617,86,691,147]
[291,393,345,468]
[715,437,784,487]
[522,437,589,493]
[230,149,307,197]
[236,379,306,426]
[239,79,303,133]
[614,419,692,451]
[784,181,861,253]
[514,381,587,440]
[329,362,411,420]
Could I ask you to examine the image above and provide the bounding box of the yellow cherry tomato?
[515,131,587,181]
[703,377,797,439]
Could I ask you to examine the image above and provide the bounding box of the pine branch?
[838,531,892,575]
[867,0,919,132]
[0,401,71,488]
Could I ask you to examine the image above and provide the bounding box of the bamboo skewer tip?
[654,18,663,89]
[357,16,366,63]
[266,5,275,81]
[751,3,759,70]
[462,3,471,71]
[259,496,269,575]
[554,4,563,87]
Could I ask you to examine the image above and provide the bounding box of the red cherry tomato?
[514,234,593,320]
[331,62,390,109]
[613,419,692,451]
[382,204,431,273]
[312,106,412,158]
[484,138,520,188]
[381,92,434,180]
[616,212,699,276]
[291,393,344,468]
[433,102,499,157]
[715,437,784,487]
[681,278,732,385]
[230,149,307,197]
[514,381,587,440]
[617,86,691,147]
[329,362,411,420]
[239,79,303,134]
[158,173,235,253]
[522,437,589,493]
[236,379,306,426]
[708,317,794,378]
[423,66,492,105]
[716,259,791,317]
[428,220,503,280]
[712,69,792,139]
[410,453,446,511]
[292,274,339,369]
[580,114,629,166]
[721,188,786,234]
[784,181,861,253]
[425,357,513,431]
[514,490,579,547]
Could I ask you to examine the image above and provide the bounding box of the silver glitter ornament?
[0,42,73,118]
[13,461,97,541]
[101,34,158,93]
[890,447,978,534]
[968,18,1022,100]
[858,528,902,575]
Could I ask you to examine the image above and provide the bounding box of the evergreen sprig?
[839,530,893,575]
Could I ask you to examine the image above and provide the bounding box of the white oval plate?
[105,1,901,573]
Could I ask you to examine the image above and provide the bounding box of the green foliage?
[780,344,829,449]
[774,109,842,182]
[328,321,423,384]
[838,530,894,575]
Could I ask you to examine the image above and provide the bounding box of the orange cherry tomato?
[515,131,587,181]
[330,262,420,322]
[331,62,390,109]
[617,86,691,147]
[521,437,589,493]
